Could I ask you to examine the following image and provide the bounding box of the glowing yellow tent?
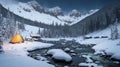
[10,34,24,43]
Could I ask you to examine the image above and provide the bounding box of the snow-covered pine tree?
[5,9,16,38]
[9,14,16,37]
[0,9,17,40]
[18,21,25,31]
[110,18,119,40]
[15,21,20,34]
[37,28,41,35]
[0,14,3,41]
[0,13,3,52]
[1,17,8,40]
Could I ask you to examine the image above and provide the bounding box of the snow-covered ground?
[0,41,54,67]
[47,49,72,62]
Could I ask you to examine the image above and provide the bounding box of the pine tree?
[37,28,41,35]
[111,18,119,40]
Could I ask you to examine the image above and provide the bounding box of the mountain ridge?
[0,0,98,26]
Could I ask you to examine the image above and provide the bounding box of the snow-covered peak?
[27,0,42,8]
[27,0,44,13]
[19,2,34,10]
[58,9,99,25]
[27,0,39,6]
[48,6,62,13]
[71,9,78,13]
[88,9,99,14]
[69,9,81,17]
[46,6,63,16]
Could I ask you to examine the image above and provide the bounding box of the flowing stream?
[28,39,120,67]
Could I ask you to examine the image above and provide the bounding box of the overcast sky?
[18,0,119,13]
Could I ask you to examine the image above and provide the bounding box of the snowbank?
[47,49,72,62]
[26,42,54,51]
[0,41,54,67]
[3,41,54,53]
[42,38,74,41]
[0,53,54,67]
[80,38,108,45]
[92,39,120,60]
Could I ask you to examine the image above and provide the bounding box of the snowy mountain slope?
[58,9,98,25]
[0,0,66,25]
[0,0,98,26]
[76,23,120,44]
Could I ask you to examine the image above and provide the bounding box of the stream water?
[28,39,120,67]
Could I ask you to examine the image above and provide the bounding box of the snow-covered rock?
[0,46,3,52]
[71,53,76,56]
[34,55,48,61]
[47,49,72,62]
[79,63,98,67]
[64,66,69,67]
[82,55,93,63]
[64,48,70,52]
[70,50,75,53]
